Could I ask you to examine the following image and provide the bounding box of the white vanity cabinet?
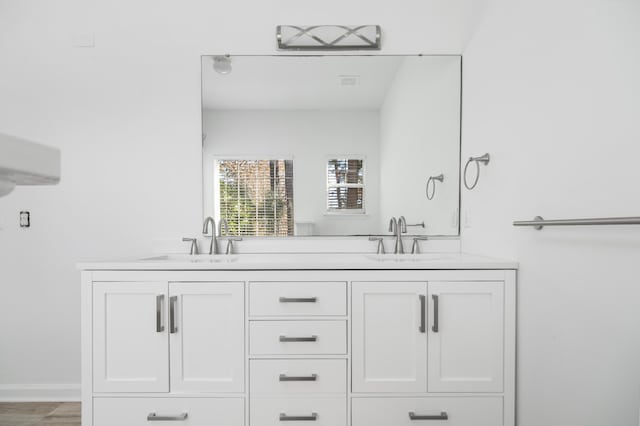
[351,282,428,393]
[352,280,506,394]
[92,282,170,393]
[427,281,504,393]
[92,281,244,394]
[81,264,515,426]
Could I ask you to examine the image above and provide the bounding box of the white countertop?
[77,252,517,271]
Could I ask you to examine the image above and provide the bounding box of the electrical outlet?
[20,211,30,228]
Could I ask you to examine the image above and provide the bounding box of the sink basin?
[364,253,457,262]
[139,254,239,263]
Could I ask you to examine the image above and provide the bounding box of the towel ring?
[463,153,490,190]
[426,174,444,200]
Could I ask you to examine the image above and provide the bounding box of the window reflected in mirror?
[327,158,365,214]
[215,159,294,236]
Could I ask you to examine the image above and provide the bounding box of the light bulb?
[213,56,232,75]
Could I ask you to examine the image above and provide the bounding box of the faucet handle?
[368,236,385,254]
[411,236,429,254]
[182,237,199,255]
[224,237,243,255]
[406,221,425,228]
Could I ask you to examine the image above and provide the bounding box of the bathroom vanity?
[80,253,516,426]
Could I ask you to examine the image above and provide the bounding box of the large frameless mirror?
[202,55,461,237]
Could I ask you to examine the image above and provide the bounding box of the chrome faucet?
[202,216,218,255]
[388,216,397,234]
[388,216,407,254]
[397,216,407,254]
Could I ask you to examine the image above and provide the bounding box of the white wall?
[462,0,640,424]
[0,0,476,397]
[203,109,380,235]
[379,56,461,235]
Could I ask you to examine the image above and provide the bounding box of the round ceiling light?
[213,55,232,75]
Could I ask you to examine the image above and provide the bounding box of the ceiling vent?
[339,75,360,86]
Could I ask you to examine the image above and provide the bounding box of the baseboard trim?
[0,384,80,402]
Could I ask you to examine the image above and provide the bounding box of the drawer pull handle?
[409,411,448,421]
[147,412,188,421]
[279,335,318,342]
[156,295,165,333]
[431,294,439,333]
[169,296,178,334]
[279,373,318,382]
[279,297,318,303]
[280,412,318,421]
[419,295,426,333]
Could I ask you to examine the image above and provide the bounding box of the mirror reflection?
[202,55,461,237]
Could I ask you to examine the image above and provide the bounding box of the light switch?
[20,211,30,228]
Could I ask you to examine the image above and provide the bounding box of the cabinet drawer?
[250,397,346,426]
[250,359,346,395]
[249,282,346,317]
[351,397,502,426]
[93,397,244,426]
[250,321,346,355]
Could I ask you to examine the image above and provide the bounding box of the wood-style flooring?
[0,402,80,426]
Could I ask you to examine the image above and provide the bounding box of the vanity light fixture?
[212,55,232,75]
[276,25,381,51]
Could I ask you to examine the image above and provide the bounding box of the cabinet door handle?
[431,294,439,333]
[419,295,426,333]
[279,373,318,382]
[279,297,317,303]
[279,335,318,342]
[169,296,178,334]
[156,295,165,333]
[409,411,448,421]
[147,412,188,421]
[280,412,318,421]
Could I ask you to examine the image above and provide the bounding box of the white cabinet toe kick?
[81,268,516,426]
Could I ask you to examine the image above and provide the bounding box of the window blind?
[327,159,365,212]
[217,160,294,236]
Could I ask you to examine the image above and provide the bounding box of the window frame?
[325,156,366,215]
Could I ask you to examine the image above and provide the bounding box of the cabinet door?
[428,281,504,392]
[352,282,427,393]
[169,282,244,393]
[93,282,169,393]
